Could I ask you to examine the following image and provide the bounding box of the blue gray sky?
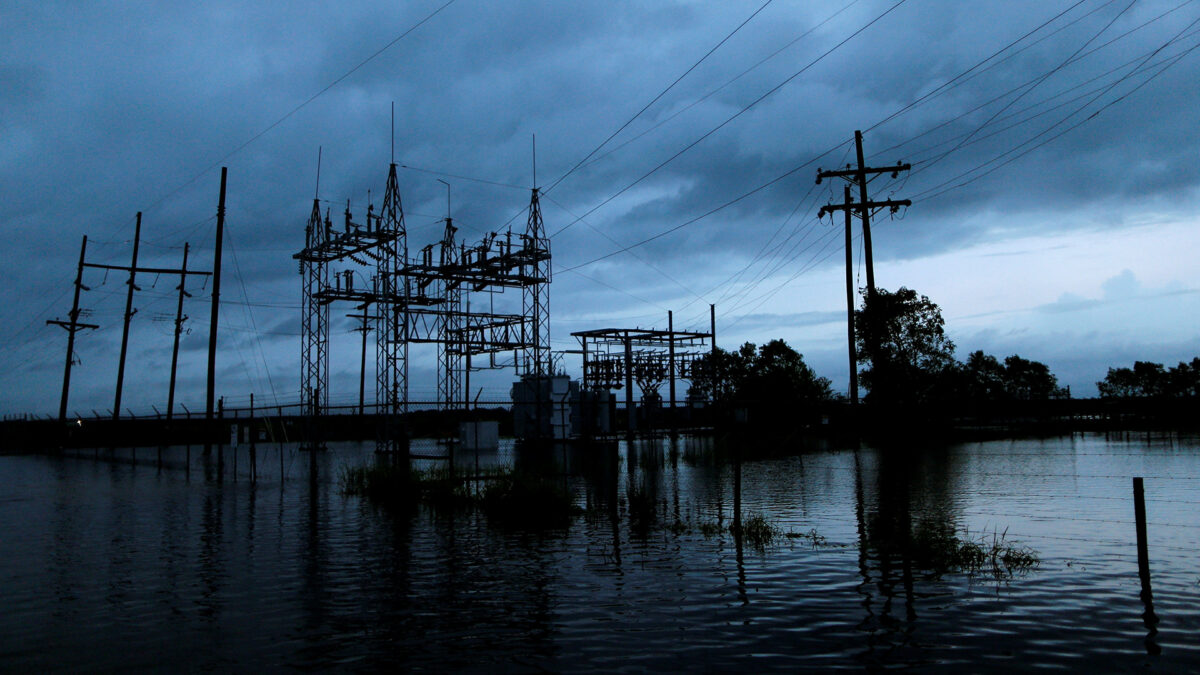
[2,0,1199,414]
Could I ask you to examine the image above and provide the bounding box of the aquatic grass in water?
[731,513,779,549]
[908,519,1039,580]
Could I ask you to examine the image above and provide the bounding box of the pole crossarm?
[47,319,99,331]
[816,161,911,182]
[82,262,212,277]
[818,198,911,219]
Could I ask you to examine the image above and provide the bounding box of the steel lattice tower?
[299,199,330,417]
[436,219,463,410]
[521,188,551,376]
[376,163,408,423]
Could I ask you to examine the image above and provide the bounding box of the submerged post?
[1132,476,1160,651]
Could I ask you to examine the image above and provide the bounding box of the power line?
[544,0,777,196]
[576,0,865,174]
[135,0,459,219]
[549,0,910,240]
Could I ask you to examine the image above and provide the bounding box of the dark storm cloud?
[3,0,1198,412]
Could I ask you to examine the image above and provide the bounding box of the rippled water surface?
[2,432,1199,671]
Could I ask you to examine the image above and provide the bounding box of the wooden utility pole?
[348,308,375,415]
[842,186,859,406]
[113,212,143,419]
[47,236,99,422]
[818,130,910,404]
[817,130,911,301]
[167,243,191,420]
[207,167,228,424]
[709,304,716,354]
[668,310,676,418]
[80,232,211,421]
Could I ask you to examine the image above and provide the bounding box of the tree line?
[688,285,1196,428]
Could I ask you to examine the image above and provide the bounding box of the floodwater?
[1,432,1198,672]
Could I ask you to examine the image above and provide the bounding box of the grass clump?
[785,528,832,548]
[908,520,1039,580]
[730,513,780,550]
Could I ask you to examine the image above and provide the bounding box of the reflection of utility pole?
[817,130,911,301]
[47,236,99,422]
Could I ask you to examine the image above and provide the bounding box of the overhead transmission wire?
[701,146,851,307]
[903,37,1200,172]
[576,0,865,174]
[911,0,1141,177]
[24,2,454,388]
[560,0,1174,310]
[543,0,777,198]
[886,28,1200,166]
[863,0,1094,138]
[225,223,281,405]
[723,224,847,328]
[130,0,458,220]
[542,193,705,305]
[910,13,1200,203]
[875,0,1197,157]
[700,143,853,313]
[549,0,910,242]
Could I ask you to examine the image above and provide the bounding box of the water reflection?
[6,434,1200,670]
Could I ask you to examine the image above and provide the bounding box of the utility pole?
[818,130,911,405]
[349,307,375,415]
[817,130,911,301]
[167,243,191,420]
[81,232,212,421]
[47,236,99,422]
[842,187,858,406]
[668,310,676,420]
[207,167,227,425]
[709,304,716,354]
[113,212,143,420]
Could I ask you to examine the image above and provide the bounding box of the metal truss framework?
[294,163,551,449]
[573,327,712,426]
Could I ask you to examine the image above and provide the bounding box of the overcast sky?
[3,0,1199,416]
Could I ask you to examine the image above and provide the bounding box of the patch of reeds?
[729,513,779,549]
[784,528,832,548]
[908,519,1039,580]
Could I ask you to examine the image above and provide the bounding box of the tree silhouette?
[1099,358,1200,398]
[689,339,831,423]
[854,287,956,410]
